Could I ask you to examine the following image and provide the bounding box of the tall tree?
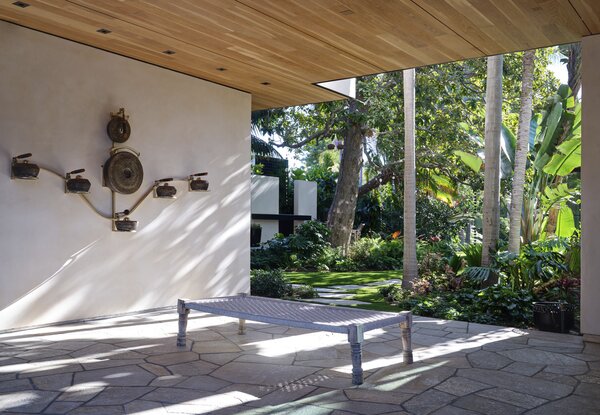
[481,55,503,271]
[402,69,418,288]
[327,97,365,248]
[508,50,536,253]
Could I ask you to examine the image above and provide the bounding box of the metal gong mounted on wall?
[103,148,144,194]
[107,108,131,143]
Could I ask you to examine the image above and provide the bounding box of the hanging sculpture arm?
[21,163,201,226]
[38,165,113,220]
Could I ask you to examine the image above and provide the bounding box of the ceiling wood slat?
[417,0,590,55]
[569,0,600,33]
[0,0,594,110]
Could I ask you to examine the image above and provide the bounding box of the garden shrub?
[290,284,319,299]
[390,285,535,327]
[251,227,405,272]
[250,269,291,298]
[251,220,331,270]
[346,237,402,270]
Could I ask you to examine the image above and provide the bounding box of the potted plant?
[251,223,262,247]
[533,277,579,333]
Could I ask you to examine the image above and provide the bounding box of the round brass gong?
[103,150,143,194]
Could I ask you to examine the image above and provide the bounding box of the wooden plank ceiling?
[0,0,596,110]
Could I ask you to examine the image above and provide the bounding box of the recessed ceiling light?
[162,50,176,55]
[339,9,354,15]
[216,67,227,72]
[97,28,112,34]
[12,1,30,8]
[261,82,271,86]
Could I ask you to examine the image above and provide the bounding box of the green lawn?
[285,271,402,312]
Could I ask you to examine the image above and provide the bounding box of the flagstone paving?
[1,309,599,414]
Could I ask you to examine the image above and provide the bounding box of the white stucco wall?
[0,22,251,330]
[581,34,600,342]
[294,180,317,219]
[250,175,279,242]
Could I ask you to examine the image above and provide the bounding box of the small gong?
[103,150,143,194]
[107,109,131,143]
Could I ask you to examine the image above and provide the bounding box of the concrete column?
[581,34,600,350]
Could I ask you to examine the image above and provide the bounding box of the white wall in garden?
[0,21,251,330]
[251,175,279,242]
[294,180,317,228]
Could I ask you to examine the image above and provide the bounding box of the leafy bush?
[251,230,405,272]
[346,237,403,270]
[250,269,291,298]
[290,284,319,299]
[393,285,534,327]
[251,220,331,270]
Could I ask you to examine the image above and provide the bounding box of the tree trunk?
[508,50,535,254]
[327,98,364,249]
[481,55,503,273]
[566,43,581,99]
[403,68,418,289]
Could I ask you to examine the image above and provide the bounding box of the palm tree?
[508,50,536,253]
[481,55,503,274]
[402,68,418,289]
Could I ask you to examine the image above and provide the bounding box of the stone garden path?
[296,278,402,306]
[1,306,599,414]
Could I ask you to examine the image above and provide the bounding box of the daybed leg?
[400,313,413,364]
[177,299,190,348]
[348,324,365,385]
[238,318,246,335]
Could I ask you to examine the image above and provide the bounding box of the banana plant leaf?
[454,150,482,172]
[534,100,563,171]
[500,124,516,178]
[555,203,576,238]
[542,135,581,176]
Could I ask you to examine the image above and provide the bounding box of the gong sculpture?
[103,148,144,195]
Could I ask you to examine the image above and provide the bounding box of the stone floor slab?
[175,375,231,391]
[453,394,523,415]
[526,395,600,415]
[147,351,198,366]
[0,378,32,393]
[431,406,480,415]
[212,362,318,385]
[87,386,154,405]
[31,372,72,391]
[43,400,83,414]
[0,390,59,413]
[435,376,491,396]
[501,361,544,376]
[345,387,413,405]
[74,364,154,387]
[467,350,513,370]
[404,389,456,415]
[458,368,573,400]
[498,348,588,367]
[475,387,548,409]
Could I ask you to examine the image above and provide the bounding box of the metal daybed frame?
[176,294,413,385]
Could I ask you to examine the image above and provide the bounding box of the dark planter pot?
[251,226,262,247]
[533,301,575,333]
